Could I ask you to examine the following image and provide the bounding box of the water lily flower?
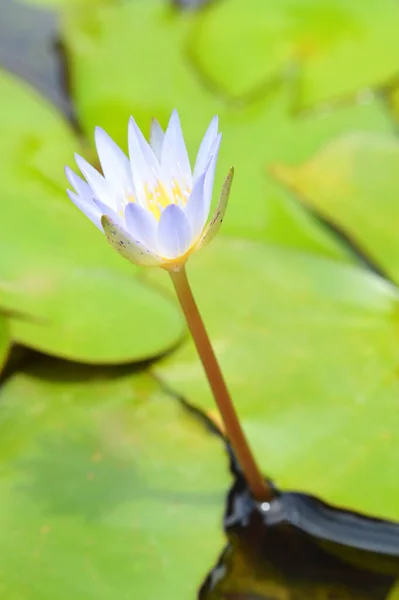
[65,110,233,271]
[64,112,269,503]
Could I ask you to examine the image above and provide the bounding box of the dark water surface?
[0,0,73,118]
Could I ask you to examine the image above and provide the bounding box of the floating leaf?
[189,0,399,109]
[8,268,183,364]
[272,132,399,285]
[0,189,184,362]
[0,186,184,363]
[0,69,75,193]
[0,359,229,599]
[153,237,399,520]
[218,92,391,257]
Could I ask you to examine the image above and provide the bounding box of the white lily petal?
[183,172,207,240]
[150,118,165,162]
[65,166,93,203]
[193,115,218,181]
[95,127,134,196]
[128,117,162,207]
[168,110,192,179]
[124,203,158,250]
[196,167,234,249]
[130,117,161,171]
[202,132,222,217]
[67,189,102,230]
[158,204,192,258]
[161,110,192,190]
[75,153,111,207]
[102,215,163,267]
[208,132,222,162]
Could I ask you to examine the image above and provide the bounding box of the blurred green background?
[1,0,399,597]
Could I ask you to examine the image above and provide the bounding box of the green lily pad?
[63,0,397,261]
[218,91,392,257]
[0,359,228,599]
[272,132,399,285]
[189,0,399,109]
[0,69,75,193]
[7,267,183,365]
[0,70,184,362]
[0,189,184,363]
[153,237,399,521]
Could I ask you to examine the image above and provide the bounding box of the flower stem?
[169,266,272,502]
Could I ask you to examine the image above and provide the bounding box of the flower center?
[124,178,191,221]
[145,179,191,220]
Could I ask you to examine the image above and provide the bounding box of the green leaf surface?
[64,0,395,261]
[0,70,184,362]
[217,93,392,256]
[8,270,183,365]
[272,132,399,285]
[190,0,399,109]
[153,237,399,521]
[0,359,228,599]
[0,188,184,363]
[0,69,75,193]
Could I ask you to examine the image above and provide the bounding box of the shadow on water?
[0,0,79,128]
[200,454,399,600]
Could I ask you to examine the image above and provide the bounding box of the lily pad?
[8,268,183,365]
[217,91,392,256]
[189,0,399,109]
[0,359,229,599]
[0,69,75,193]
[272,132,399,285]
[62,0,396,261]
[0,70,184,362]
[0,189,184,363]
[153,237,399,521]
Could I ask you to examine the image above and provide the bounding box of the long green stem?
[170,266,272,502]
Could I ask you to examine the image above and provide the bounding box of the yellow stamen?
[143,181,169,220]
[123,179,192,222]
[137,179,192,220]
